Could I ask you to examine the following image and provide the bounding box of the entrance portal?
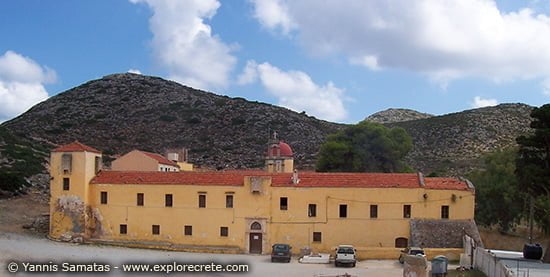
[249,233,262,254]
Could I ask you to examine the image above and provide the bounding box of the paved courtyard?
[0,232,405,276]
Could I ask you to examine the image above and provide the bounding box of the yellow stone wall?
[85,181,474,254]
[267,187,473,253]
[49,151,475,258]
[177,162,194,171]
[283,159,293,173]
[265,158,294,173]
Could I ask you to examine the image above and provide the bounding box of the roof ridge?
[52,141,101,153]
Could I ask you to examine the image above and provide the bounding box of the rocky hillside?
[1,73,342,171]
[387,103,533,175]
[366,108,433,123]
[0,73,536,187]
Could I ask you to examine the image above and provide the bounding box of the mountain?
[366,108,434,124]
[387,103,533,175]
[1,73,343,172]
[0,73,536,193]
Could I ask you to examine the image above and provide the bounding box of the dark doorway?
[249,233,262,254]
[395,237,408,248]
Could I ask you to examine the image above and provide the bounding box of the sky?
[1,0,550,123]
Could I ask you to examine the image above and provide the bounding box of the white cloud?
[131,0,236,89]
[128,69,142,74]
[0,51,54,122]
[471,96,498,108]
[241,61,347,121]
[250,0,550,91]
[249,0,296,34]
[349,55,381,71]
[237,60,258,85]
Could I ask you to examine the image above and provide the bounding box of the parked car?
[398,247,426,264]
[335,245,357,267]
[271,244,292,263]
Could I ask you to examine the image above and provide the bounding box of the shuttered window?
[137,193,144,206]
[100,191,107,204]
[370,205,378,218]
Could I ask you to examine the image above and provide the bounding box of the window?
[137,193,144,206]
[184,225,192,236]
[403,205,411,218]
[308,204,317,217]
[61,154,72,174]
[100,191,108,204]
[198,194,206,208]
[441,205,449,219]
[94,156,102,174]
[152,225,160,235]
[370,205,378,218]
[313,232,322,242]
[250,177,262,193]
[165,194,173,207]
[62,178,70,191]
[251,222,262,230]
[226,195,233,208]
[120,224,127,235]
[220,226,229,237]
[280,197,288,210]
[339,204,348,218]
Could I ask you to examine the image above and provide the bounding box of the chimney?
[167,152,179,162]
[291,169,300,185]
[417,172,425,187]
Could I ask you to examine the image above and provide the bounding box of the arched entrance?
[395,237,408,248]
[249,221,263,254]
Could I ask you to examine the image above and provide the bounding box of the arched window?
[251,222,262,230]
[395,237,408,248]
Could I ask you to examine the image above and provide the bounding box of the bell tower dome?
[265,132,294,173]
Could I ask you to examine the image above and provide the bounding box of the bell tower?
[49,141,102,241]
[265,132,294,173]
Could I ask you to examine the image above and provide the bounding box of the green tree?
[0,171,30,192]
[515,104,550,262]
[316,121,413,172]
[468,148,524,232]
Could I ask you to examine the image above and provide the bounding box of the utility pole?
[529,195,534,244]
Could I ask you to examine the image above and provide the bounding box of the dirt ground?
[479,226,550,251]
[0,188,49,234]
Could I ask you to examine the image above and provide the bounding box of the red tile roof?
[271,172,422,188]
[424,177,470,190]
[91,171,247,186]
[90,170,471,190]
[139,151,178,166]
[52,141,101,153]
